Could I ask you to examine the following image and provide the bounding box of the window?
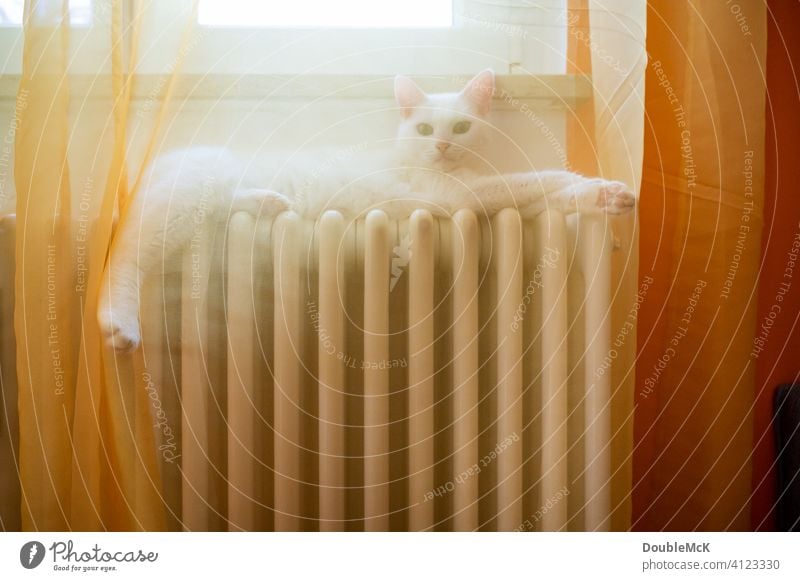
[176,0,568,77]
[198,0,453,28]
[0,0,92,26]
[0,0,105,77]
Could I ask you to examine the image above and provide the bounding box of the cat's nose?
[436,142,450,152]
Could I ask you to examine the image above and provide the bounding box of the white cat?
[98,69,634,352]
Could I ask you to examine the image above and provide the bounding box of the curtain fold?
[14,0,193,531]
[14,0,75,531]
[634,1,767,531]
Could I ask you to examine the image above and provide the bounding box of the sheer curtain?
[9,0,646,531]
[14,0,196,530]
[566,0,645,530]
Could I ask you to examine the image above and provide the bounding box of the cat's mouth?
[431,150,462,167]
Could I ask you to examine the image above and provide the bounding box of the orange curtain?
[634,1,767,530]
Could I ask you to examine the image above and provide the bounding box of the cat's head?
[393,69,494,172]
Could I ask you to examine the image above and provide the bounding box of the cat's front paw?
[232,188,291,217]
[261,192,292,216]
[98,307,141,353]
[595,181,636,215]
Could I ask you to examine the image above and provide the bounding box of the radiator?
[0,208,626,532]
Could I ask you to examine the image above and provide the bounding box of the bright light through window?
[0,0,91,25]
[198,0,453,28]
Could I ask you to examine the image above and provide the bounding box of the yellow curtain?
[14,0,75,531]
[14,0,194,531]
[634,1,766,530]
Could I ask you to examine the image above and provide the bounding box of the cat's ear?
[395,75,426,118]
[461,69,495,116]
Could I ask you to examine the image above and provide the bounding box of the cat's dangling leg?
[97,246,143,353]
[96,242,143,353]
[98,186,290,352]
[98,175,224,352]
[98,206,199,353]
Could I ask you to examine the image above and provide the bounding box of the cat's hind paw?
[98,308,141,353]
[596,181,636,215]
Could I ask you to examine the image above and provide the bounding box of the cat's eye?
[453,121,472,134]
[416,123,434,136]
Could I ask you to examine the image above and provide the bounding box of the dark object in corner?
[775,384,800,531]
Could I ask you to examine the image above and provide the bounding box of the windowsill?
[0,74,591,108]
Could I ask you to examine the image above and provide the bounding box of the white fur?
[98,70,635,351]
